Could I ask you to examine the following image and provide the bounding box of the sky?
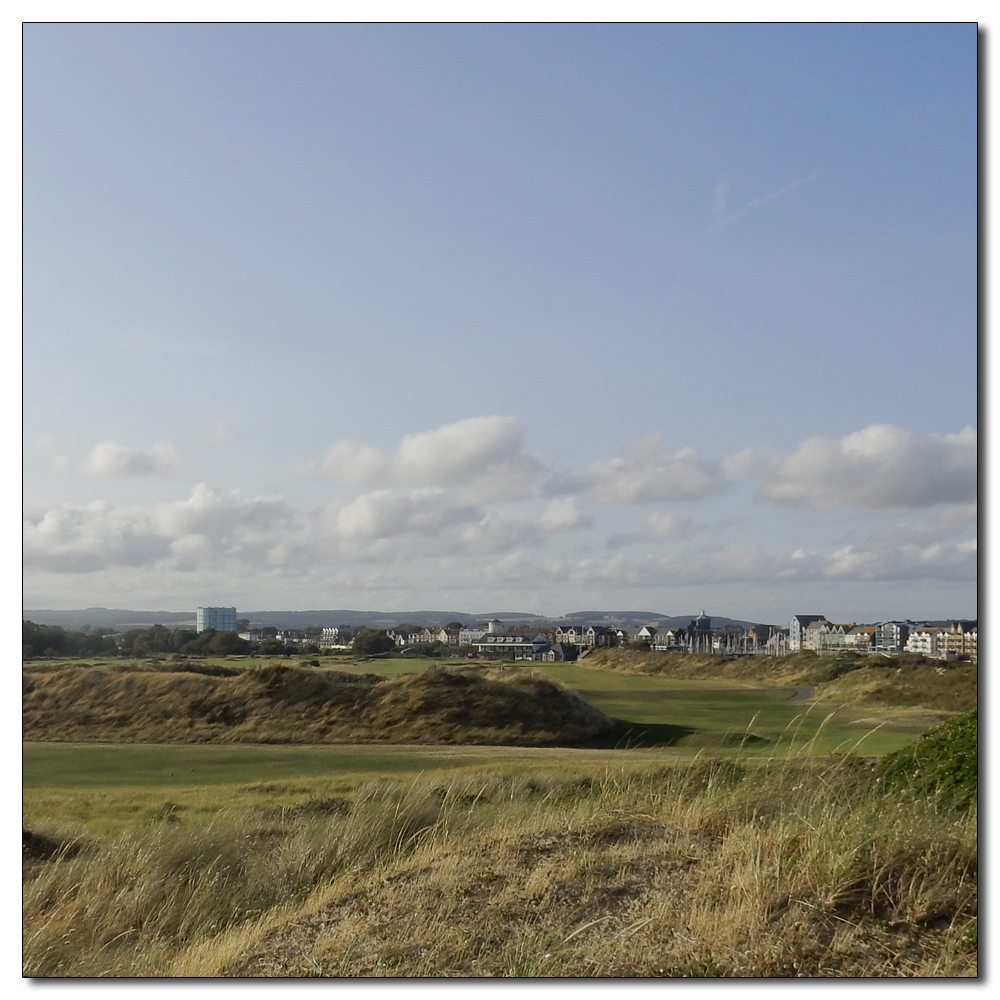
[21,22,978,623]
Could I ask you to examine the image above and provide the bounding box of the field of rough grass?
[24,747,977,978]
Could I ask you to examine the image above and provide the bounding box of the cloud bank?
[27,419,976,611]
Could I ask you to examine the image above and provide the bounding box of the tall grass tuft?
[23,792,446,977]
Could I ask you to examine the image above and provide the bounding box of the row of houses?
[232,612,976,663]
[381,616,715,649]
[236,626,356,650]
[790,615,978,662]
[375,614,780,660]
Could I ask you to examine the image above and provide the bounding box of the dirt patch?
[23,828,81,864]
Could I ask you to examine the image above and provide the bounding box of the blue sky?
[22,22,977,622]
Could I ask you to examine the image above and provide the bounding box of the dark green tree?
[258,637,290,656]
[352,628,396,655]
[206,631,250,655]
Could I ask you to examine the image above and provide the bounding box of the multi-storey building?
[459,623,498,645]
[874,621,912,652]
[938,621,978,662]
[196,607,237,633]
[845,626,876,653]
[904,627,941,657]
[789,615,830,651]
[802,621,855,654]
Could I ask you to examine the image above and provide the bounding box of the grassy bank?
[23,663,614,746]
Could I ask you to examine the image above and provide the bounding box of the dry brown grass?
[582,648,819,684]
[22,664,615,746]
[814,663,978,713]
[24,760,977,978]
[217,767,978,978]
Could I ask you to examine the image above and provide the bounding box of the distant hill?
[23,607,771,631]
[242,611,546,629]
[23,609,197,630]
[547,611,764,629]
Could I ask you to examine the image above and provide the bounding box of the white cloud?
[80,441,179,477]
[456,499,591,554]
[150,483,292,540]
[332,489,480,540]
[302,416,544,501]
[539,498,591,533]
[724,425,977,512]
[23,484,294,573]
[545,434,724,504]
[308,440,389,487]
[24,501,171,573]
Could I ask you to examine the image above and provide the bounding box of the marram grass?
[24,745,976,978]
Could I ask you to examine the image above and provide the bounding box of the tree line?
[23,621,445,660]
[23,621,269,659]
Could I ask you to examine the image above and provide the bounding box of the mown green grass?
[502,664,926,756]
[23,741,506,789]
[23,740,687,792]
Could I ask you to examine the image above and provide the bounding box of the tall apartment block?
[196,607,237,633]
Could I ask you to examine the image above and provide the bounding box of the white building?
[459,625,489,645]
[320,627,353,649]
[905,628,941,657]
[196,607,237,633]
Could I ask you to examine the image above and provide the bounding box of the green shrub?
[806,653,864,683]
[875,709,977,810]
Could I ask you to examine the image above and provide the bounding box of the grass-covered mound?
[582,648,818,683]
[22,664,616,747]
[815,663,977,713]
[875,709,978,810]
